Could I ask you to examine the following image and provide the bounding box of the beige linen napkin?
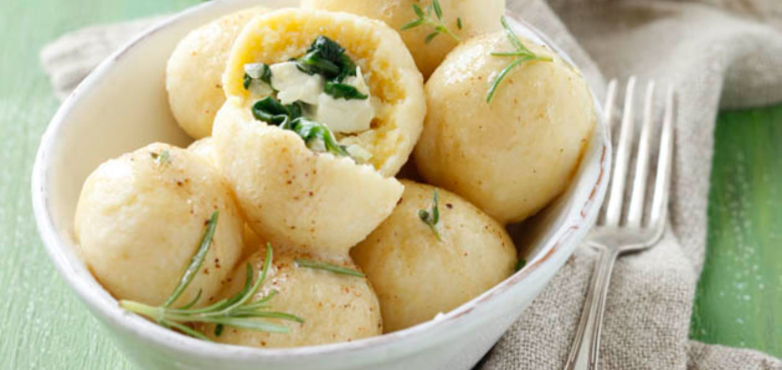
[40,1,782,369]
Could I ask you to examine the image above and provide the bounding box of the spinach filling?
[244,36,373,158]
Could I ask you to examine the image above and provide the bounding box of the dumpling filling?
[242,36,375,161]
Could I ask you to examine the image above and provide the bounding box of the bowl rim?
[31,0,610,362]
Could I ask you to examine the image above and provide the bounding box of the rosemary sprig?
[418,189,442,240]
[400,0,461,44]
[295,259,365,277]
[119,217,302,341]
[485,17,553,103]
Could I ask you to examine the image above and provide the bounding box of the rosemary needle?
[400,0,461,44]
[295,259,365,277]
[150,150,171,166]
[418,189,442,241]
[163,211,218,308]
[485,16,552,103]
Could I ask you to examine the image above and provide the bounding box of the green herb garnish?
[485,17,552,103]
[418,189,442,240]
[251,96,303,126]
[243,63,273,90]
[120,217,302,341]
[515,257,527,272]
[401,0,461,44]
[295,50,341,78]
[294,36,366,100]
[245,36,370,157]
[457,17,463,30]
[295,259,365,277]
[282,117,350,157]
[150,150,171,166]
[251,96,349,157]
[324,81,368,100]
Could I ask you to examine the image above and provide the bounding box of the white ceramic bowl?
[31,1,610,369]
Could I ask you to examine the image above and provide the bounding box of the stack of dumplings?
[74,0,595,348]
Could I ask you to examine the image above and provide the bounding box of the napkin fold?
[487,1,782,369]
[40,1,782,369]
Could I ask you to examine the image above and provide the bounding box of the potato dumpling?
[166,7,269,139]
[352,180,517,332]
[74,143,244,307]
[222,8,425,176]
[301,0,505,78]
[187,137,218,168]
[213,101,403,256]
[414,32,595,224]
[202,246,382,347]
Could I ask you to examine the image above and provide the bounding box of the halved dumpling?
[222,8,425,176]
[166,6,270,139]
[200,246,382,347]
[213,100,403,256]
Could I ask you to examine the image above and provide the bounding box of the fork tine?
[597,79,619,225]
[603,80,618,130]
[604,77,636,226]
[627,81,655,227]
[650,87,675,228]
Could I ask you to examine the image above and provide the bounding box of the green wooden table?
[0,0,778,368]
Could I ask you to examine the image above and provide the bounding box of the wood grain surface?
[690,106,782,358]
[0,1,195,369]
[0,0,778,368]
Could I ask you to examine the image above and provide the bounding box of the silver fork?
[564,77,676,370]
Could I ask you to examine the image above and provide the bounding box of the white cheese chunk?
[315,67,375,134]
[346,144,373,163]
[345,67,371,96]
[270,62,323,105]
[244,63,274,98]
[247,80,274,98]
[315,94,374,134]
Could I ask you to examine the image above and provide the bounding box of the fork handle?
[563,245,621,370]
